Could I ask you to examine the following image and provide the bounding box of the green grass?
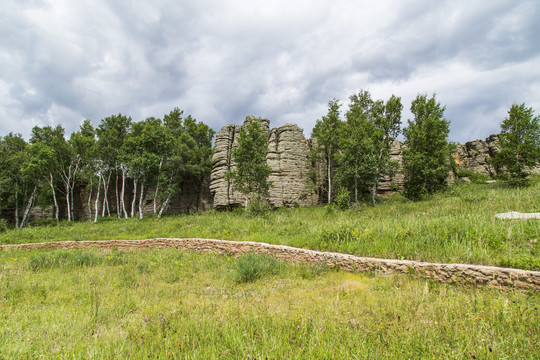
[1,178,539,270]
[1,248,538,359]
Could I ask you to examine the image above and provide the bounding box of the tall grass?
[1,178,539,269]
[0,248,538,359]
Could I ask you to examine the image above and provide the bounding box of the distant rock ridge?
[210,117,539,209]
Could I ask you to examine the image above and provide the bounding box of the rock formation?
[210,116,317,209]
[211,117,537,209]
[455,134,500,176]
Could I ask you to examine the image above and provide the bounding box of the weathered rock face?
[455,135,500,176]
[377,140,406,193]
[210,116,317,208]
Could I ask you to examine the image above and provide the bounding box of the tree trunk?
[115,166,120,218]
[157,176,174,219]
[49,172,59,226]
[94,176,101,223]
[153,158,163,215]
[14,190,19,229]
[101,174,108,217]
[21,186,37,228]
[121,167,128,219]
[138,181,144,219]
[87,179,93,222]
[327,154,332,205]
[106,172,112,216]
[157,195,171,219]
[65,177,71,222]
[131,178,138,218]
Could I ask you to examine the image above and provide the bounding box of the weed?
[233,253,284,283]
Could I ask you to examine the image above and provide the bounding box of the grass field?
[2,179,539,270]
[1,248,538,359]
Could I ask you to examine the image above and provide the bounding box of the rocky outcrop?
[5,238,539,290]
[455,135,500,176]
[210,116,317,208]
[378,140,406,192]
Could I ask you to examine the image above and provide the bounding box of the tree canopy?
[402,94,453,200]
[494,103,540,186]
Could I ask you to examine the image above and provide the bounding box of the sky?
[1,0,539,143]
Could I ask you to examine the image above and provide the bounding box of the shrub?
[247,195,272,216]
[456,169,489,184]
[233,253,284,283]
[0,218,8,233]
[335,188,350,210]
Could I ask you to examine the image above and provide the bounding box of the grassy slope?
[1,178,539,270]
[1,248,538,359]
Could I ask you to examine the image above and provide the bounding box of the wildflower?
[143,316,149,322]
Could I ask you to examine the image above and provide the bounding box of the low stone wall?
[3,238,539,291]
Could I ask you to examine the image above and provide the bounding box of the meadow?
[1,178,539,270]
[1,248,538,359]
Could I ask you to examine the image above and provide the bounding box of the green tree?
[227,117,272,210]
[0,133,38,228]
[69,120,97,221]
[312,99,342,204]
[122,117,168,219]
[402,94,453,200]
[494,103,540,186]
[96,114,132,219]
[156,109,215,217]
[338,91,402,205]
[29,125,71,225]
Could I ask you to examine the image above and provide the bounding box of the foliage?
[312,99,342,204]
[494,103,540,186]
[456,169,489,184]
[247,194,272,216]
[233,253,284,283]
[402,94,453,200]
[0,218,8,232]
[334,188,351,210]
[337,91,402,205]
[227,118,272,210]
[0,107,214,225]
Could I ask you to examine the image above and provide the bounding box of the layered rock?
[210,116,317,209]
[455,135,500,176]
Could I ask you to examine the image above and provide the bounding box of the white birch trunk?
[131,178,138,218]
[49,172,60,225]
[21,186,37,228]
[94,176,101,223]
[121,167,128,219]
[138,181,144,219]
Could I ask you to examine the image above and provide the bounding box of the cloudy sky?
[1,0,539,143]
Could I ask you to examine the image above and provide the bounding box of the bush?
[233,253,284,283]
[247,195,272,216]
[456,169,489,184]
[0,218,8,233]
[335,188,350,210]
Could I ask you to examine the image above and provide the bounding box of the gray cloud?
[0,0,539,142]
